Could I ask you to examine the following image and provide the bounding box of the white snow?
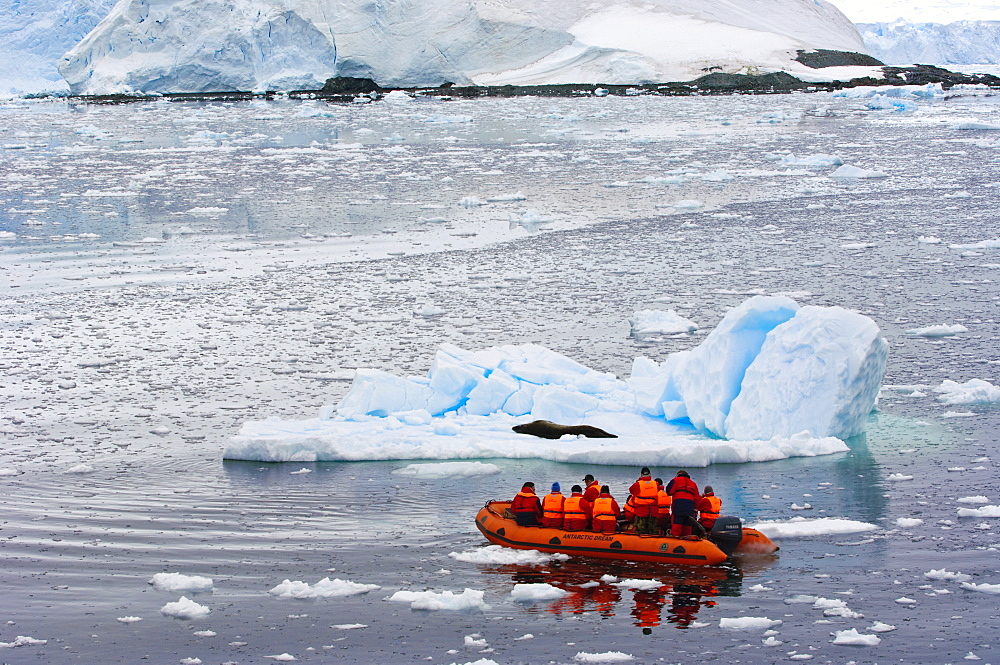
[957,496,990,504]
[57,0,869,95]
[629,309,698,335]
[749,517,879,538]
[387,588,489,611]
[933,379,1000,405]
[268,577,381,599]
[448,546,570,565]
[720,617,782,630]
[510,583,569,601]
[160,596,211,619]
[149,573,215,593]
[391,462,501,479]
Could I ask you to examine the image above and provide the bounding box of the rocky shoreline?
[54,51,1000,104]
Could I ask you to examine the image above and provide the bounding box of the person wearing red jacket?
[591,485,621,533]
[697,485,722,531]
[562,485,592,531]
[629,467,659,535]
[582,474,601,504]
[511,482,543,526]
[541,482,566,528]
[665,470,701,537]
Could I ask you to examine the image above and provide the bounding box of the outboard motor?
[709,516,743,556]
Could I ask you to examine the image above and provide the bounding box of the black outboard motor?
[709,516,743,556]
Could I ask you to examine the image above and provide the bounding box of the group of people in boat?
[510,467,722,538]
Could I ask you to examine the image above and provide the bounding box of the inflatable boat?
[476,501,778,567]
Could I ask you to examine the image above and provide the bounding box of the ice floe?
[831,628,881,646]
[387,588,489,611]
[628,309,698,335]
[510,583,569,601]
[573,653,635,663]
[749,517,879,538]
[934,379,1000,405]
[149,572,214,593]
[448,545,569,565]
[226,296,886,466]
[268,577,381,599]
[160,596,210,619]
[960,582,1000,595]
[720,617,782,630]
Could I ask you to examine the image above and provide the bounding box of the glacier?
[858,20,1000,66]
[0,0,117,94]
[224,296,888,465]
[58,0,870,95]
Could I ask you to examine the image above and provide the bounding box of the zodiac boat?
[476,501,778,567]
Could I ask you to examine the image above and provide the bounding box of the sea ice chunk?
[724,305,889,440]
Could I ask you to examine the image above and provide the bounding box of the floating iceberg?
[225,296,887,465]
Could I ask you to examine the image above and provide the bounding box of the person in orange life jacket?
[629,467,659,535]
[582,474,601,504]
[621,494,636,531]
[541,482,565,528]
[665,470,701,537]
[655,477,673,536]
[591,485,621,533]
[563,484,592,531]
[697,485,722,531]
[511,482,543,526]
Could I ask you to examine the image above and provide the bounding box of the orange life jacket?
[633,478,658,506]
[592,496,616,522]
[563,495,587,519]
[700,494,722,519]
[542,492,565,519]
[656,489,672,517]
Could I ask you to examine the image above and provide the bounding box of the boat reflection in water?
[481,555,775,631]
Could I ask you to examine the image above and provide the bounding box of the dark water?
[1,92,1000,663]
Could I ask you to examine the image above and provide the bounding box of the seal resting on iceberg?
[511,420,617,440]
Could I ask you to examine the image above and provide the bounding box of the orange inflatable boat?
[476,501,777,567]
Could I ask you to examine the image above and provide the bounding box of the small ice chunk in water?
[149,573,214,593]
[831,628,881,645]
[511,583,569,601]
[160,596,210,619]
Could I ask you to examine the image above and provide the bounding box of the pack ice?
[225,296,888,465]
[59,0,869,94]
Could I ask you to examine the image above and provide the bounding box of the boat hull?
[476,501,778,565]
[476,501,729,566]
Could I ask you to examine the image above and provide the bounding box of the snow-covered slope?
[59,0,869,94]
[0,0,117,94]
[858,20,1000,66]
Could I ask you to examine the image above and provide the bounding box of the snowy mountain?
[58,0,870,95]
[825,0,1000,23]
[858,20,1000,66]
[0,0,117,94]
